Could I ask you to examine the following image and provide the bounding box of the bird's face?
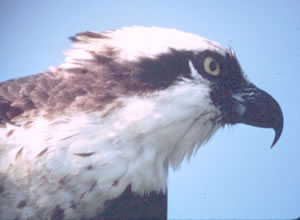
[189,49,283,147]
[63,26,283,148]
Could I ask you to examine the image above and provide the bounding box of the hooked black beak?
[227,84,283,148]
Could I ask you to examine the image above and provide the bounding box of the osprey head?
[195,49,284,147]
[64,26,283,148]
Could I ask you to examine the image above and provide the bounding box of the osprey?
[0,26,283,219]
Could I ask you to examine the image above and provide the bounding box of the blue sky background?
[1,0,299,219]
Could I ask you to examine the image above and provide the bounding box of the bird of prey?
[0,26,283,219]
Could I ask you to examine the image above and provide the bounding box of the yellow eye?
[203,56,220,76]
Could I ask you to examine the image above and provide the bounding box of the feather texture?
[1,26,277,219]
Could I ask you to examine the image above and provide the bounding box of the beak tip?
[270,141,276,149]
[270,122,283,148]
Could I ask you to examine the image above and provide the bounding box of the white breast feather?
[0,77,220,219]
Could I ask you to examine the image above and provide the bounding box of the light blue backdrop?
[1,1,299,218]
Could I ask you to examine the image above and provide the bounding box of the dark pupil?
[209,61,217,72]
